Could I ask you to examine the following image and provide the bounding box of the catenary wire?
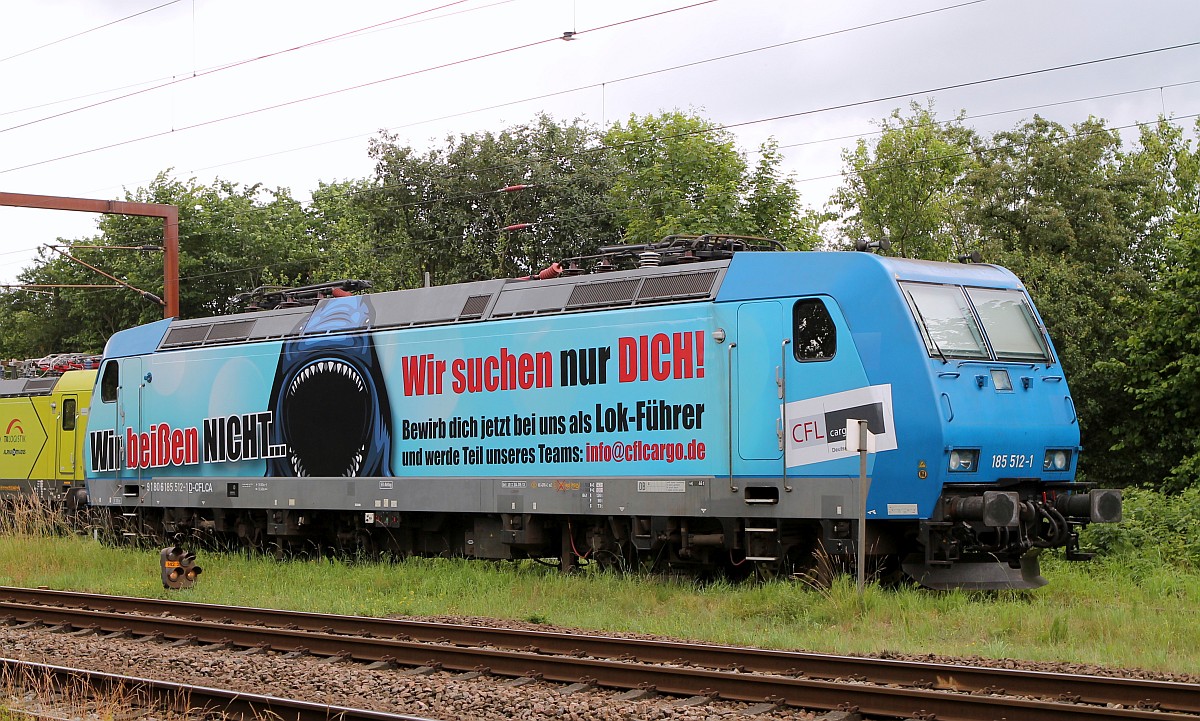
[64,4,1197,213]
[10,104,1190,296]
[177,0,992,176]
[3,0,986,170]
[186,61,1200,220]
[2,11,1194,279]
[9,72,1193,279]
[0,1,719,175]
[0,0,183,65]
[0,0,496,134]
[0,0,523,121]
[13,68,1197,257]
[0,0,979,135]
[7,0,1190,194]
[771,79,1200,153]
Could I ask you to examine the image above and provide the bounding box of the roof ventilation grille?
[459,294,492,319]
[566,278,640,309]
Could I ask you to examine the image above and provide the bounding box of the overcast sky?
[1,0,1198,287]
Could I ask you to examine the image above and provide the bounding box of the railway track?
[0,656,439,721]
[1,585,1197,720]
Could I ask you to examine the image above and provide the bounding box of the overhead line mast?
[0,192,179,319]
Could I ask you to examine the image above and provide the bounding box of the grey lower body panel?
[87,475,861,521]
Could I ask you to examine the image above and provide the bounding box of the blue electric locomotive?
[82,236,1120,588]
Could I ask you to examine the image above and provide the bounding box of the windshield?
[901,282,1051,363]
[966,287,1051,361]
[901,283,989,359]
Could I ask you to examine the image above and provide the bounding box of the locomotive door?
[736,301,785,460]
[782,296,871,469]
[56,395,79,478]
[93,358,144,479]
[116,357,145,480]
[737,297,871,464]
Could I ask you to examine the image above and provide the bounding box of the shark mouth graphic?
[281,358,371,477]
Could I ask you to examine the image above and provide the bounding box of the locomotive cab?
[0,359,98,515]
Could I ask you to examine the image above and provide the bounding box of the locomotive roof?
[149,259,733,353]
[0,377,60,397]
[0,368,97,398]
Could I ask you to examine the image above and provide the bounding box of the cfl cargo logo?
[790,402,887,447]
[783,384,898,468]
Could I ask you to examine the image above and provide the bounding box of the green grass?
[2,535,1197,674]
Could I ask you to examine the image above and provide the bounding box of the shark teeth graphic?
[289,450,307,477]
[289,445,367,477]
[345,450,363,477]
[288,359,365,397]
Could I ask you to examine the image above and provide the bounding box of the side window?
[62,398,77,431]
[100,361,119,403]
[793,299,836,362]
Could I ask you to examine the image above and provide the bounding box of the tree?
[365,114,619,287]
[305,178,399,289]
[1119,117,1200,286]
[103,174,316,318]
[833,101,979,259]
[604,111,821,248]
[0,173,313,356]
[1104,213,1200,492]
[1096,119,1200,490]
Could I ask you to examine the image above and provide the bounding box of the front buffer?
[903,481,1123,589]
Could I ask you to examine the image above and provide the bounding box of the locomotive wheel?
[586,518,640,574]
[339,529,377,558]
[593,543,639,574]
[235,517,264,550]
[795,543,842,589]
[753,557,789,582]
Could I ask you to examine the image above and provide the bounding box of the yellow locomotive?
[0,356,98,511]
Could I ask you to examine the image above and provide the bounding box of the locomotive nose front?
[896,276,1122,589]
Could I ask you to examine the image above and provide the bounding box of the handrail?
[779,339,792,493]
[727,342,737,493]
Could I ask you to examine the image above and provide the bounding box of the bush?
[1081,486,1200,569]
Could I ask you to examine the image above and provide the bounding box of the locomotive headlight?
[948,448,978,472]
[1043,449,1071,471]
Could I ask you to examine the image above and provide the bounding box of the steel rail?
[1,587,1197,720]
[0,656,437,721]
[2,585,1194,715]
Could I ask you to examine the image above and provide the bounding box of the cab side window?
[62,398,77,431]
[100,361,119,403]
[793,299,836,362]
